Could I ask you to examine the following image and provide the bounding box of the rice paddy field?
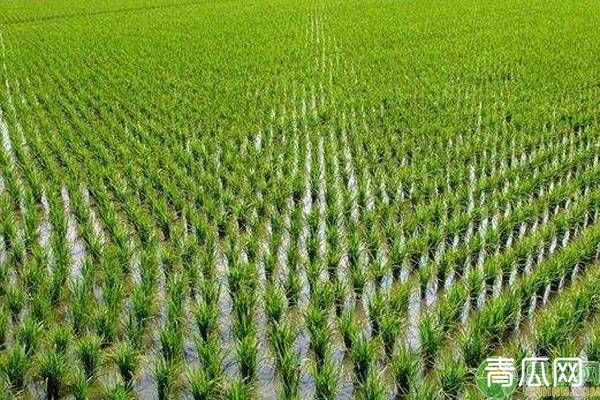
[0,0,599,399]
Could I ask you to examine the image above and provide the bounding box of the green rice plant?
[406,376,440,400]
[196,336,222,382]
[50,325,72,354]
[192,302,219,342]
[359,368,386,400]
[113,342,139,388]
[0,261,7,297]
[69,280,92,336]
[94,307,118,347]
[437,357,467,399]
[309,325,331,369]
[332,279,346,317]
[278,348,300,400]
[72,369,91,400]
[339,309,360,350]
[37,350,69,400]
[200,277,220,307]
[188,367,219,400]
[22,258,44,293]
[350,266,367,299]
[268,321,297,363]
[166,274,187,332]
[0,312,7,350]
[437,285,467,332]
[585,324,600,363]
[312,359,338,400]
[1,345,27,391]
[460,329,488,369]
[406,237,427,273]
[17,317,43,356]
[370,260,388,290]
[418,315,443,369]
[263,252,277,283]
[380,312,403,358]
[285,270,301,307]
[287,245,301,274]
[307,235,320,264]
[534,275,600,356]
[124,311,145,350]
[365,225,382,261]
[351,334,376,383]
[154,358,180,400]
[224,378,250,400]
[483,260,499,298]
[237,333,258,382]
[77,334,103,379]
[347,232,362,271]
[231,289,257,340]
[462,385,484,400]
[392,345,418,397]
[31,284,53,323]
[389,283,411,318]
[326,247,342,280]
[436,258,451,291]
[306,302,327,334]
[368,291,387,337]
[307,260,323,292]
[5,285,25,321]
[418,265,432,299]
[265,283,286,325]
[506,338,529,371]
[465,268,484,309]
[390,237,406,280]
[102,384,132,400]
[160,326,184,363]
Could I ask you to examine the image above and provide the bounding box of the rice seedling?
[437,357,467,399]
[312,358,338,400]
[418,315,443,369]
[351,334,376,383]
[49,325,72,354]
[154,357,180,400]
[350,266,367,299]
[391,345,418,397]
[585,323,600,363]
[192,301,219,342]
[224,378,251,400]
[285,270,301,307]
[406,376,441,400]
[77,334,103,379]
[72,370,91,400]
[102,384,133,400]
[94,307,118,347]
[465,268,484,309]
[1,345,27,392]
[5,286,25,322]
[37,349,68,400]
[418,265,433,300]
[16,317,43,356]
[339,309,360,350]
[160,326,184,363]
[113,342,139,388]
[278,348,301,400]
[237,333,259,382]
[368,291,386,337]
[359,368,386,400]
[0,312,7,350]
